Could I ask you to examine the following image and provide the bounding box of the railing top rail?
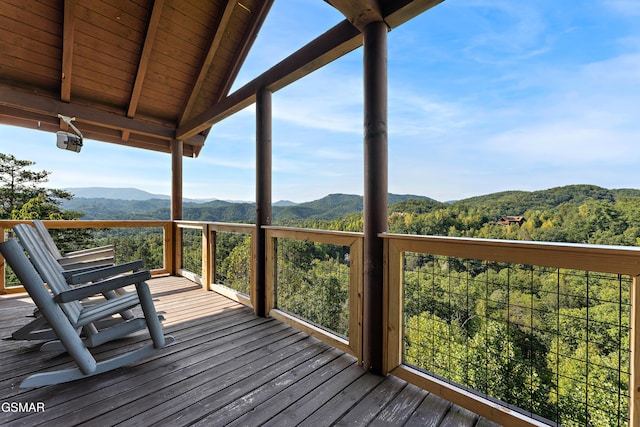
[381,232,640,275]
[209,222,255,233]
[264,226,363,246]
[175,221,209,229]
[263,225,363,239]
[0,220,171,228]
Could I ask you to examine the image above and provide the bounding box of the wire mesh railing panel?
[180,228,202,276]
[402,253,631,427]
[57,226,166,269]
[214,232,251,295]
[275,239,350,338]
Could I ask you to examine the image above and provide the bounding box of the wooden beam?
[216,0,275,103]
[177,20,361,140]
[382,0,445,28]
[128,0,165,119]
[179,0,273,149]
[1,86,174,138]
[325,0,383,31]
[179,0,235,124]
[0,85,177,140]
[61,0,76,102]
[176,0,443,140]
[0,99,203,156]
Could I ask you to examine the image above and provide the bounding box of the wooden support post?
[362,20,388,374]
[171,139,183,221]
[255,87,272,317]
[0,225,5,293]
[631,275,640,427]
[170,139,183,275]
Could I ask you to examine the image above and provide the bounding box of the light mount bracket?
[56,114,84,153]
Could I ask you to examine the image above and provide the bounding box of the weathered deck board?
[0,276,501,426]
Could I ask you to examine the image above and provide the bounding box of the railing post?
[163,222,174,276]
[631,275,640,427]
[201,224,212,291]
[0,225,5,293]
[209,227,217,290]
[362,20,388,374]
[382,236,402,375]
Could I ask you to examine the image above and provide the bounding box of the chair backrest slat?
[0,239,96,373]
[32,220,64,259]
[13,224,82,322]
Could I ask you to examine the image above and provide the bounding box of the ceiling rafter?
[128,0,165,119]
[179,0,236,125]
[60,0,76,103]
[218,0,274,105]
[123,0,165,142]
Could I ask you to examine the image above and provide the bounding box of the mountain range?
[62,185,640,223]
[62,187,434,221]
[66,187,313,206]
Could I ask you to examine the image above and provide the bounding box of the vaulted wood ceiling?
[0,0,272,157]
[0,0,442,157]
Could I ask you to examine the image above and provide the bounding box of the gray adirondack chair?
[9,259,145,342]
[9,224,139,343]
[32,219,115,270]
[0,238,173,388]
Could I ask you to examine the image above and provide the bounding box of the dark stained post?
[255,87,272,317]
[171,139,183,276]
[362,20,388,374]
[171,139,183,221]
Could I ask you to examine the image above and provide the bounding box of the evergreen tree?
[0,153,75,220]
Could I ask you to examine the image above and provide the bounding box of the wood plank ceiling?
[0,0,273,157]
[0,0,443,158]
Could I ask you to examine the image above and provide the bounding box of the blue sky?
[2,0,640,203]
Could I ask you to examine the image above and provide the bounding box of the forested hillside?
[62,184,640,247]
[281,185,640,247]
[62,193,433,222]
[52,183,640,425]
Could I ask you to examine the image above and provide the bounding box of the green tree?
[0,153,75,220]
[217,235,252,294]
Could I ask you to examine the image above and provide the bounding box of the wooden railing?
[4,220,640,425]
[174,221,210,287]
[0,220,173,293]
[265,226,363,360]
[207,222,255,308]
[382,233,640,427]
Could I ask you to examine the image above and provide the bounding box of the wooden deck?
[0,277,500,426]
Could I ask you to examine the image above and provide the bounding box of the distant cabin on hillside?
[497,216,525,226]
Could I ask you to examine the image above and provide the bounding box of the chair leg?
[135,281,166,349]
[11,316,57,341]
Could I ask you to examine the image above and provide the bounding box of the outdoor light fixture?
[56,114,83,153]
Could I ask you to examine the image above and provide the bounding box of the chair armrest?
[58,252,115,265]
[54,270,151,303]
[67,260,145,285]
[58,257,115,270]
[66,245,115,257]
